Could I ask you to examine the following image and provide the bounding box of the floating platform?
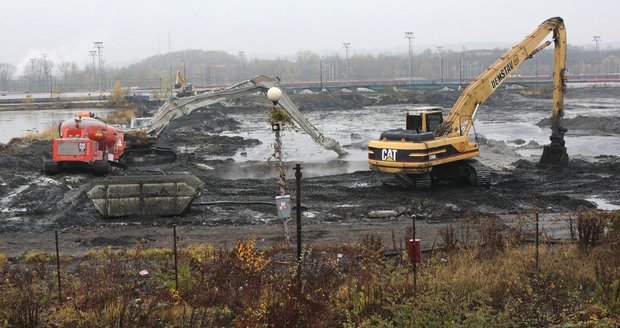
[87,175,204,217]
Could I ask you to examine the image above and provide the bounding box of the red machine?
[45,113,125,175]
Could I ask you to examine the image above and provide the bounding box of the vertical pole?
[295,164,302,279]
[405,32,414,85]
[173,225,179,290]
[55,229,62,304]
[536,212,540,280]
[535,212,540,328]
[412,215,417,294]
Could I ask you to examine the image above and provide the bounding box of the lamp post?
[181,59,186,79]
[459,47,465,89]
[238,51,245,80]
[437,46,444,84]
[593,35,601,77]
[43,54,52,102]
[320,57,324,91]
[343,42,351,86]
[405,32,414,84]
[94,41,104,93]
[88,51,97,91]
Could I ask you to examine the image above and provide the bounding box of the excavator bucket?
[539,132,569,167]
[87,175,204,217]
[539,143,569,167]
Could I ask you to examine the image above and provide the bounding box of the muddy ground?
[0,88,619,257]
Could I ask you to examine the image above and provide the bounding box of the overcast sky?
[2,0,617,73]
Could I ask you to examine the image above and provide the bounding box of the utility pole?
[181,59,186,79]
[88,51,97,91]
[405,32,414,84]
[437,46,444,84]
[42,54,52,102]
[94,41,104,94]
[320,57,324,91]
[459,47,465,89]
[168,31,171,53]
[343,42,351,86]
[593,35,601,77]
[238,51,245,80]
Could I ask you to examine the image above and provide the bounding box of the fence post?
[173,225,179,291]
[55,229,62,304]
[412,215,417,295]
[295,163,302,280]
[536,212,540,281]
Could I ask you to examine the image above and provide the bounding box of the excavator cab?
[406,108,443,133]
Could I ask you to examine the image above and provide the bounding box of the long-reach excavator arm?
[435,17,566,141]
[368,17,568,190]
[125,75,347,156]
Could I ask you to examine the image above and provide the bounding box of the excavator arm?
[435,17,567,143]
[125,75,347,156]
[174,70,186,92]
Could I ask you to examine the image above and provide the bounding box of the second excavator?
[45,75,347,217]
[368,17,569,190]
[45,75,346,175]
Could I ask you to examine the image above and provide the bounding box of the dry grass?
[103,108,136,124]
[0,210,618,327]
[22,250,53,263]
[0,252,7,267]
[21,127,59,141]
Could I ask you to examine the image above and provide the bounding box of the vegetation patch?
[0,210,618,326]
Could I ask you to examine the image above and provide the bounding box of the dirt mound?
[157,108,261,157]
[537,115,620,135]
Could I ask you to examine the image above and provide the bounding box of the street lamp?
[593,35,601,77]
[43,54,52,102]
[405,32,414,84]
[437,46,444,83]
[238,51,245,80]
[320,57,324,91]
[343,42,351,86]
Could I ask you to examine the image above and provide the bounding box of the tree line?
[1,46,619,93]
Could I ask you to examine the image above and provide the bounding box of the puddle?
[585,197,620,210]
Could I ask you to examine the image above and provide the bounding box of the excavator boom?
[435,17,566,146]
[125,75,346,156]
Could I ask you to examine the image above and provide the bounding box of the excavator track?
[465,160,491,189]
[393,173,432,191]
[414,173,432,191]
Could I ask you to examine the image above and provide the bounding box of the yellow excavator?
[174,69,193,97]
[368,17,568,190]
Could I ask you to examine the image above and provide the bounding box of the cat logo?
[381,149,398,161]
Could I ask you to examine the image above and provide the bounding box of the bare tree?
[0,63,15,91]
[58,62,72,90]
